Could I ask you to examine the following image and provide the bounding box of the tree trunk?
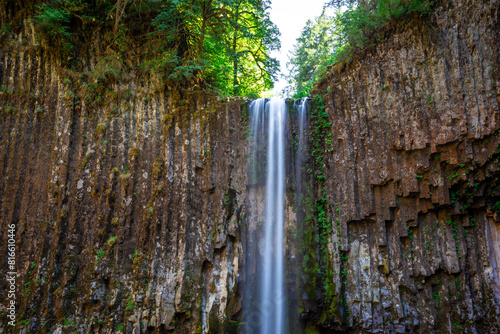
[199,0,212,58]
[233,34,238,95]
[114,0,122,35]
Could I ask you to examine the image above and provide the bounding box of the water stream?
[245,97,308,334]
[260,98,286,334]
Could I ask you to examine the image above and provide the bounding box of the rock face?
[0,0,499,333]
[306,0,500,332]
[0,32,250,331]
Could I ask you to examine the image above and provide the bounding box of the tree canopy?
[2,0,280,98]
[287,0,433,98]
[286,10,340,98]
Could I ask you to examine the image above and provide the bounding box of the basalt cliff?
[1,0,500,333]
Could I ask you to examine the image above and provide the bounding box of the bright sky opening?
[267,0,329,97]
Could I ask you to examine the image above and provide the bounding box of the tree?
[326,0,371,9]
[18,0,280,97]
[287,0,432,97]
[222,0,280,96]
[286,10,340,98]
[151,0,280,96]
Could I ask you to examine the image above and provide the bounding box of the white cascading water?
[246,98,287,334]
[260,98,286,334]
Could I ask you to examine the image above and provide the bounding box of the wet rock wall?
[0,29,252,332]
[1,0,500,333]
[306,0,500,332]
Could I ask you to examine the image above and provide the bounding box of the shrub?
[34,0,74,54]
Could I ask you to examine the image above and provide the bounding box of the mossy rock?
[152,160,163,178]
[129,147,140,159]
[96,123,107,136]
[304,322,321,334]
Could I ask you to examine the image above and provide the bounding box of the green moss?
[96,250,105,264]
[143,205,154,221]
[129,147,140,159]
[132,250,139,261]
[125,296,135,311]
[96,122,107,135]
[179,270,197,310]
[303,186,319,302]
[156,184,166,195]
[0,105,15,114]
[304,322,321,334]
[60,208,69,219]
[107,236,117,247]
[152,161,163,178]
[301,95,348,325]
[120,172,132,187]
[163,114,174,131]
[81,153,92,169]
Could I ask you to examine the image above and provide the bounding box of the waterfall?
[244,97,309,333]
[261,98,286,334]
[246,97,287,334]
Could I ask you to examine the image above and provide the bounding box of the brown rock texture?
[305,0,500,332]
[0,25,250,331]
[0,0,500,333]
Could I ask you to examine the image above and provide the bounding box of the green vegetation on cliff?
[1,0,280,98]
[287,0,433,97]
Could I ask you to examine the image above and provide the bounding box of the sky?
[267,0,329,97]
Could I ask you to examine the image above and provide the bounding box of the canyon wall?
[0,30,254,331]
[1,0,500,333]
[305,0,500,332]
